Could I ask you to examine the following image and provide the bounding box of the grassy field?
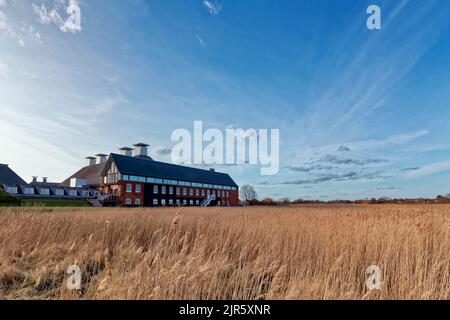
[0,205,449,300]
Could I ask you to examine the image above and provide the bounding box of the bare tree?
[240,185,258,204]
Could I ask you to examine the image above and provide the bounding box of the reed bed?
[0,205,449,300]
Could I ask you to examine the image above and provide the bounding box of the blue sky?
[1,0,450,200]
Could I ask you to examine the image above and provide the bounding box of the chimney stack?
[95,154,108,165]
[32,176,38,183]
[119,147,133,157]
[42,177,48,184]
[209,168,216,172]
[86,156,96,166]
[133,143,149,158]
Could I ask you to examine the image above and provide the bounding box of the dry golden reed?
[0,205,449,300]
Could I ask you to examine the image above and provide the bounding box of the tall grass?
[0,205,449,300]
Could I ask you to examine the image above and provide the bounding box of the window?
[122,175,129,181]
[222,201,225,206]
[153,199,158,205]
[135,184,141,193]
[55,189,64,196]
[218,201,221,206]
[153,185,159,194]
[6,187,18,194]
[183,200,187,205]
[207,190,211,196]
[217,190,221,197]
[196,200,200,206]
[190,188,194,196]
[169,187,174,195]
[24,187,35,195]
[81,191,90,197]
[161,199,166,206]
[125,198,132,205]
[126,184,132,193]
[176,187,181,196]
[161,186,166,195]
[227,201,230,206]
[201,189,205,197]
[68,190,77,197]
[135,198,141,205]
[195,189,200,196]
[176,199,181,206]
[169,199,174,206]
[226,192,230,198]
[183,188,188,196]
[212,190,216,196]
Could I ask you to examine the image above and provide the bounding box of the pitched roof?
[0,164,27,186]
[61,163,106,187]
[108,154,238,187]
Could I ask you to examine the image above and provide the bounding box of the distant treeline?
[244,195,450,206]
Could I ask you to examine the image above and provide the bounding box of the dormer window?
[24,187,35,195]
[6,187,18,194]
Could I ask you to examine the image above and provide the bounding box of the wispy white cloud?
[0,3,27,46]
[32,0,81,34]
[405,160,450,178]
[202,0,222,15]
[196,33,205,47]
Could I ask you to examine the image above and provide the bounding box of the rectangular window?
[207,190,211,196]
[169,187,174,195]
[227,201,230,206]
[226,192,230,198]
[135,184,141,193]
[69,190,78,197]
[122,175,129,181]
[183,200,187,206]
[183,188,188,196]
[201,189,205,197]
[135,198,141,205]
[161,186,166,195]
[24,187,35,195]
[125,198,132,205]
[176,187,181,195]
[126,184,132,193]
[81,191,90,197]
[161,199,166,206]
[153,199,158,205]
[54,189,64,196]
[169,199,174,206]
[6,187,18,194]
[176,199,181,206]
[196,200,200,206]
[190,200,194,206]
[189,188,194,196]
[153,185,159,194]
[195,189,200,196]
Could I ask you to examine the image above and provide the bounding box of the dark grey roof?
[0,164,27,186]
[61,163,106,187]
[108,154,238,187]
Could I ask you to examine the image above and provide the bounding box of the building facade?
[98,148,239,207]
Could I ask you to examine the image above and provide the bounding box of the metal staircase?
[201,195,216,207]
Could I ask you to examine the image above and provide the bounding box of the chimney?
[95,153,108,165]
[32,176,38,183]
[133,143,149,158]
[42,177,48,184]
[119,147,133,157]
[86,156,96,166]
[209,168,216,172]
